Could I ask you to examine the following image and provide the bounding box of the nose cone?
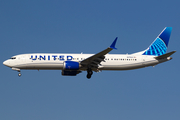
[3,60,10,67]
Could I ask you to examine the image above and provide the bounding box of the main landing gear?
[87,68,93,79]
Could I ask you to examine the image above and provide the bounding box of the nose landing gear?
[11,68,21,77]
[18,72,22,77]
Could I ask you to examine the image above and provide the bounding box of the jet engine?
[61,61,81,76]
[63,61,80,70]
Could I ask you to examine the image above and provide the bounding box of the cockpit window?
[10,57,16,59]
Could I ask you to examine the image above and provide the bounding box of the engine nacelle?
[63,61,80,70]
[61,70,80,76]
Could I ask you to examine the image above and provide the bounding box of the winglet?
[110,37,118,49]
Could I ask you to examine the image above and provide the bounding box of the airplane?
[3,27,176,79]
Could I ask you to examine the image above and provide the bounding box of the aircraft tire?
[18,73,21,77]
[87,74,91,79]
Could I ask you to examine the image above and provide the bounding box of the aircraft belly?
[100,60,159,70]
[100,63,144,70]
[25,62,63,70]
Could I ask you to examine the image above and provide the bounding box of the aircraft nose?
[3,60,10,67]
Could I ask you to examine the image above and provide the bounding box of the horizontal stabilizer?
[155,51,176,59]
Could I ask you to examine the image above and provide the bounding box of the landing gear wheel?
[87,68,93,79]
[18,73,21,77]
[87,74,92,79]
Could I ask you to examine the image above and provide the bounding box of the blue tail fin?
[143,27,172,56]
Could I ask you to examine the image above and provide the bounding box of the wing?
[80,37,118,70]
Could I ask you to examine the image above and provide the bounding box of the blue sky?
[0,0,180,120]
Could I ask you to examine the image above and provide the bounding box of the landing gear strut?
[87,68,93,79]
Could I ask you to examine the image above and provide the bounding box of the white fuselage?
[3,27,174,78]
[3,53,171,71]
